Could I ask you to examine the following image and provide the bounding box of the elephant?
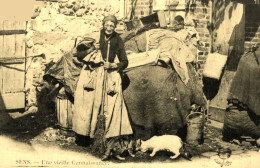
[101,63,206,160]
[122,63,205,141]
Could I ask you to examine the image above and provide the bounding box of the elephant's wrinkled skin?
[122,64,205,140]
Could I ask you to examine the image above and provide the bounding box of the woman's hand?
[104,62,118,70]
[94,43,100,50]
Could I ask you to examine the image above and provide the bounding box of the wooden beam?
[0,30,27,35]
[0,54,45,64]
[0,57,24,64]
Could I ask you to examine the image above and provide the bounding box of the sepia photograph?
[0,0,260,167]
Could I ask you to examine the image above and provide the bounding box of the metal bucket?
[186,112,205,145]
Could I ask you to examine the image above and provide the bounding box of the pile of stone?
[58,0,118,18]
[31,127,76,146]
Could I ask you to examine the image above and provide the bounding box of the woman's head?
[102,15,117,35]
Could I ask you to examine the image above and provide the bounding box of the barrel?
[186,112,205,145]
[56,93,74,136]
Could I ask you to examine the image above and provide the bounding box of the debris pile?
[31,127,76,146]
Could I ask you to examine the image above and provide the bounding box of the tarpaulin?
[43,52,83,97]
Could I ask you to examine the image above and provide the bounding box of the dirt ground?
[0,110,259,168]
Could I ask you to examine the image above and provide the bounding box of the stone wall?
[185,0,212,78]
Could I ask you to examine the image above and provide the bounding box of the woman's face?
[104,21,116,35]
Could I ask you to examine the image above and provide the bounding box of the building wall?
[212,1,245,55]
[209,0,247,122]
[244,4,260,51]
[185,0,212,78]
[126,0,151,19]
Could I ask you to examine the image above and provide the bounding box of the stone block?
[59,38,75,53]
[31,19,56,32]
[66,1,74,8]
[196,28,209,33]
[59,2,66,8]
[198,56,207,60]
[198,51,204,55]
[76,9,85,16]
[205,43,210,47]
[196,23,206,28]
[63,8,75,16]
[38,8,51,20]
[252,38,260,43]
[200,37,210,43]
[198,33,204,37]
[196,13,206,19]
[73,0,81,12]
[198,46,209,52]
[27,39,34,48]
[32,32,68,46]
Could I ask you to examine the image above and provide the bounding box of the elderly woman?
[72,15,133,147]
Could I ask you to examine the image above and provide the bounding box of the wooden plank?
[1,92,25,109]
[57,98,73,129]
[2,20,16,94]
[0,20,26,109]
[68,101,73,128]
[0,21,3,93]
[56,98,60,125]
[2,36,16,93]
[14,20,26,93]
[0,57,24,64]
[0,20,4,93]
[0,30,27,35]
[13,20,26,30]
[14,45,26,91]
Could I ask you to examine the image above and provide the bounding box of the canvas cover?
[44,52,82,97]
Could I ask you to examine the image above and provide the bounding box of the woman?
[72,15,133,146]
